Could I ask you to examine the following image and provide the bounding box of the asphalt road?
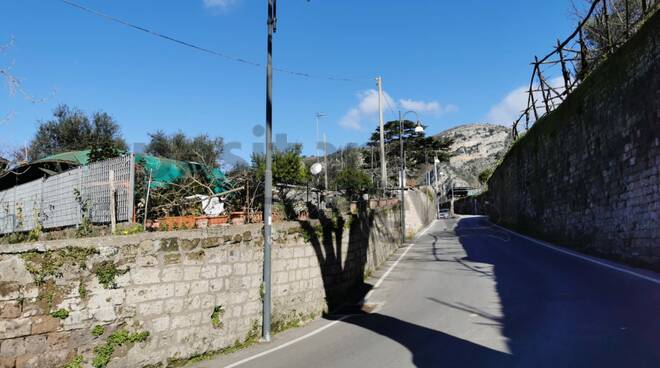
[196,216,660,368]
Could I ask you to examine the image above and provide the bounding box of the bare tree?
[1,36,53,126]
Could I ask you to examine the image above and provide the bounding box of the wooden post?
[529,64,539,120]
[109,170,116,234]
[512,123,518,139]
[557,39,571,94]
[603,0,612,52]
[535,56,550,113]
[143,169,152,230]
[624,0,630,38]
[579,25,588,79]
[525,110,530,131]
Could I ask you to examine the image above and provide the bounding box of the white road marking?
[223,220,438,368]
[363,219,437,302]
[491,222,660,286]
[223,315,351,368]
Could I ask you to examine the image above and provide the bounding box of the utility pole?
[323,133,328,191]
[262,0,276,343]
[399,111,405,243]
[434,157,439,218]
[376,76,387,194]
[314,112,326,161]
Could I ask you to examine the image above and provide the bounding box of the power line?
[56,0,369,82]
[384,93,398,118]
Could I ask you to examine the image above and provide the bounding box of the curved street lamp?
[399,110,424,242]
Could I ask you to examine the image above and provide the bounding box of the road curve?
[195,216,660,368]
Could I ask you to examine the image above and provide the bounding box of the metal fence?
[512,0,658,138]
[0,155,135,234]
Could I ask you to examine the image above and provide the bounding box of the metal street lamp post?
[398,110,424,243]
[262,0,276,343]
[434,157,440,218]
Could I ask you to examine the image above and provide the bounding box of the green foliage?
[92,329,150,368]
[366,120,453,177]
[73,189,94,238]
[166,320,261,367]
[336,167,373,199]
[478,168,493,184]
[272,312,319,334]
[210,306,225,328]
[94,261,124,289]
[21,247,98,285]
[26,209,44,241]
[5,206,26,244]
[50,308,69,319]
[89,141,123,163]
[27,104,127,161]
[92,325,105,337]
[252,144,309,185]
[78,280,88,299]
[116,223,143,236]
[63,355,83,368]
[145,130,223,167]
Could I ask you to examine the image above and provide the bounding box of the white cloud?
[398,99,458,116]
[339,91,456,131]
[486,77,565,125]
[485,85,529,125]
[203,0,240,10]
[339,89,395,131]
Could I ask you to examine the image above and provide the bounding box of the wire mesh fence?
[0,155,135,234]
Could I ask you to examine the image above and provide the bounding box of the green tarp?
[134,154,227,193]
[36,150,228,194]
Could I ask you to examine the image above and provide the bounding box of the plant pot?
[162,216,196,230]
[249,211,263,223]
[195,216,209,228]
[230,212,247,225]
[208,215,230,226]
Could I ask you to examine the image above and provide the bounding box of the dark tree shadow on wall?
[299,201,376,310]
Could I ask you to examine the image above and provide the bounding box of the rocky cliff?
[433,123,513,188]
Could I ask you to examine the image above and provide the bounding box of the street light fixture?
[398,110,423,243]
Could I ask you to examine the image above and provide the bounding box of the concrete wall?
[460,10,660,270]
[0,196,435,368]
[404,187,437,239]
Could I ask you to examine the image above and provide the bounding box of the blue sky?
[0,0,579,163]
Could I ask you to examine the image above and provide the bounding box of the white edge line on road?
[491,221,660,286]
[363,219,436,301]
[223,315,351,368]
[223,220,438,368]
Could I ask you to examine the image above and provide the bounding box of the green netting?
[134,154,227,193]
[37,150,228,194]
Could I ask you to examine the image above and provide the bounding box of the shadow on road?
[451,216,660,367]
[338,311,513,367]
[300,213,660,367]
[299,207,514,367]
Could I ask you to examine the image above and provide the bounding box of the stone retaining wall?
[457,10,660,270]
[0,200,425,368]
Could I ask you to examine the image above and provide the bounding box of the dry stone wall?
[0,202,417,368]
